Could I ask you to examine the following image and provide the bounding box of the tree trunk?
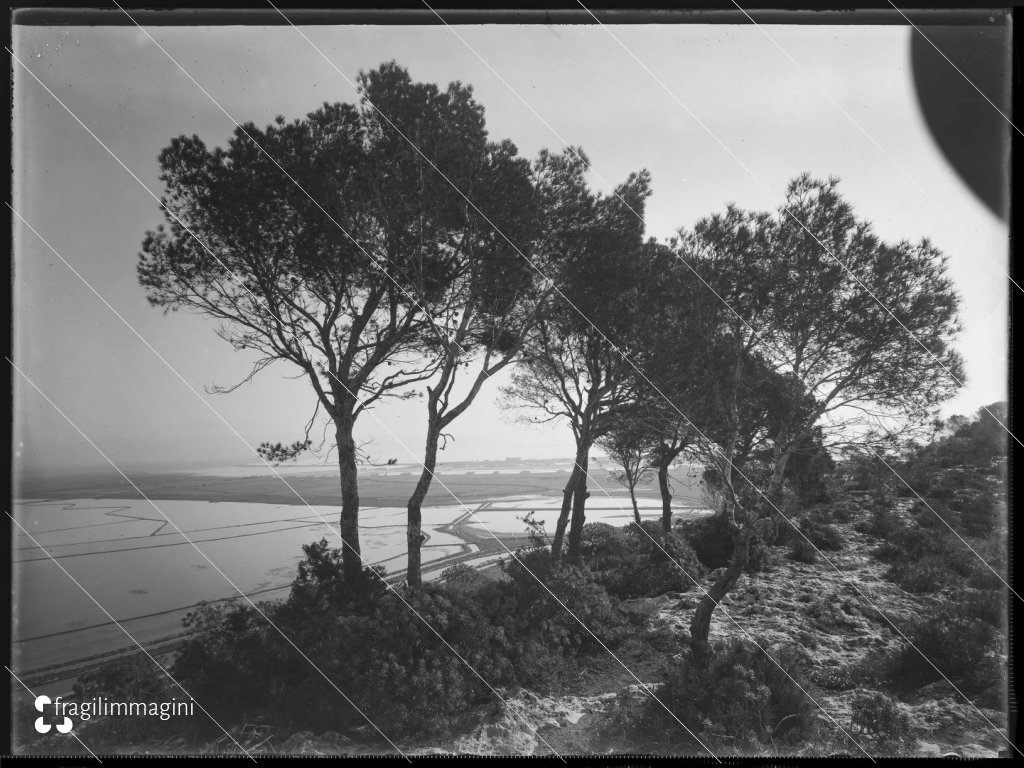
[334,412,363,584]
[689,446,796,649]
[551,443,587,562]
[658,460,672,533]
[406,425,440,588]
[565,448,591,561]
[629,486,641,525]
[689,523,753,650]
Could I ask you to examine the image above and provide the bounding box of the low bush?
[71,653,181,740]
[829,502,856,523]
[771,515,802,548]
[677,515,771,574]
[878,526,978,593]
[960,587,1006,628]
[678,514,735,569]
[853,508,899,538]
[887,604,1002,694]
[581,521,704,598]
[153,537,636,740]
[650,638,815,748]
[788,537,818,564]
[850,691,913,748]
[799,519,843,551]
[958,488,1000,536]
[746,530,773,573]
[501,548,631,653]
[884,556,949,594]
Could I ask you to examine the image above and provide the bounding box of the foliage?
[502,149,655,560]
[255,439,312,464]
[74,653,176,703]
[850,692,913,747]
[598,420,656,519]
[677,514,771,574]
[500,549,632,652]
[887,603,1002,694]
[138,62,540,580]
[153,537,645,739]
[783,428,836,505]
[71,654,180,740]
[277,538,388,618]
[788,537,819,564]
[798,519,844,551]
[868,521,980,593]
[853,507,900,538]
[580,521,704,598]
[650,639,815,747]
[677,514,736,569]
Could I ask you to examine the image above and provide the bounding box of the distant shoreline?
[15,462,704,509]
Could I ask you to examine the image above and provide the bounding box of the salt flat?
[11,498,473,676]
[12,463,703,685]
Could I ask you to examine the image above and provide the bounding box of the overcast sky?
[12,19,1011,476]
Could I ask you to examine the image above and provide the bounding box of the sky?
[11,17,1011,476]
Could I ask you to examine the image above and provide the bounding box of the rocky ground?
[23,495,1009,759]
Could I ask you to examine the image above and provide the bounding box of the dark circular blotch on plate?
[910,22,1011,220]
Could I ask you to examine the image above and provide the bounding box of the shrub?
[165,542,545,738]
[887,604,1001,694]
[961,587,1006,628]
[884,557,949,594]
[871,541,902,563]
[799,520,843,551]
[788,537,818,564]
[678,514,771,574]
[578,522,621,553]
[72,653,181,740]
[829,502,855,523]
[502,549,630,652]
[881,528,978,592]
[281,538,388,617]
[959,488,1000,536]
[588,522,704,598]
[850,691,913,747]
[75,652,175,703]
[678,514,735,569]
[651,639,815,747]
[746,531,773,573]
[164,537,637,741]
[853,508,899,538]
[771,515,802,548]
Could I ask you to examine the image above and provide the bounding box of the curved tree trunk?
[406,426,440,588]
[690,447,795,649]
[689,523,752,650]
[335,412,363,584]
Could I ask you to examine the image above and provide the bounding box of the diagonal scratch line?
[5,514,256,761]
[414,13,870,742]
[7,356,409,760]
[132,7,1010,752]
[575,1,1019,452]
[729,0,1018,293]
[576,5,1017,753]
[10,206,563,760]
[574,461,876,758]
[424,0,1012,599]
[863,441,1014,601]
[887,2,1020,137]
[104,8,720,756]
[7,665,104,761]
